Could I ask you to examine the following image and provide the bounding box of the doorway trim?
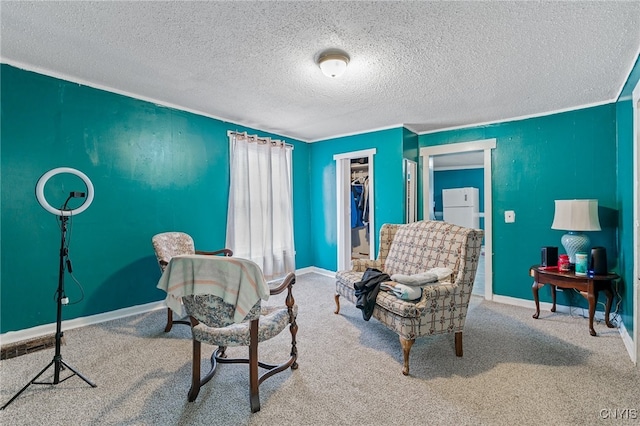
[632,77,640,366]
[420,138,496,300]
[404,158,418,223]
[334,149,376,272]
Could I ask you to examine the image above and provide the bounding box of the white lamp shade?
[551,199,601,231]
[318,54,349,78]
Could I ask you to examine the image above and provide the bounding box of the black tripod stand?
[1,211,96,410]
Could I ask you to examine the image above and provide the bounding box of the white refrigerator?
[442,187,479,229]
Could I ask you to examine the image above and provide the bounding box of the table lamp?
[551,199,601,265]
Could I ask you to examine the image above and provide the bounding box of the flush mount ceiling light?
[318,50,350,78]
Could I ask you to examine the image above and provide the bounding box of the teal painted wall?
[615,54,640,335]
[402,127,419,161]
[0,65,311,333]
[309,128,405,271]
[419,106,618,310]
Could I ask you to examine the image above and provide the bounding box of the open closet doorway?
[350,158,371,261]
[420,139,496,300]
[334,149,376,271]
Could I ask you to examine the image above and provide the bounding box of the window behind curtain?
[225,132,295,280]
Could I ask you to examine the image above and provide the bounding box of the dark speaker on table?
[541,246,558,267]
[588,247,607,276]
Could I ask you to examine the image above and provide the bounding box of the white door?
[405,159,418,223]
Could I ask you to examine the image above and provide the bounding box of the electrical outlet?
[505,210,515,223]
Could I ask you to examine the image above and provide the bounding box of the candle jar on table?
[558,254,570,272]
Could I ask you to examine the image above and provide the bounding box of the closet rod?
[227,130,294,149]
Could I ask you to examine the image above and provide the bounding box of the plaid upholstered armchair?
[335,220,483,375]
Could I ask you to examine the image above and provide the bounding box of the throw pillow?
[390,267,453,286]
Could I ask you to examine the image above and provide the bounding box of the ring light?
[35,167,94,216]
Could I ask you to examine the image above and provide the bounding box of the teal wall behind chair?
[402,127,419,161]
[419,105,622,321]
[0,65,311,333]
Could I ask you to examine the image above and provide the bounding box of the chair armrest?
[269,272,296,295]
[414,282,458,308]
[352,259,384,272]
[269,272,296,314]
[195,248,233,257]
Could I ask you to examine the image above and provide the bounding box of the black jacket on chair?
[354,268,390,321]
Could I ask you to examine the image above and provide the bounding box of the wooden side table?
[530,265,618,336]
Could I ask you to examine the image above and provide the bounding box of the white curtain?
[226,132,295,280]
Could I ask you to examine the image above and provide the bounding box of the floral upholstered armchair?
[154,244,299,412]
[335,220,483,375]
[151,232,232,331]
[177,265,298,413]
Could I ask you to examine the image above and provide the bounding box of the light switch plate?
[505,210,515,223]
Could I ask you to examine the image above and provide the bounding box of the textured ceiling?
[2,1,639,142]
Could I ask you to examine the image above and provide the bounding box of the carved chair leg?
[289,318,299,370]
[334,293,341,314]
[188,339,201,402]
[455,331,463,357]
[399,336,415,376]
[249,320,260,413]
[285,281,299,370]
[164,307,173,332]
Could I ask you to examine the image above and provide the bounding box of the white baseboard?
[493,294,614,321]
[297,266,335,278]
[619,320,636,365]
[0,301,166,346]
[294,266,316,276]
[492,294,571,313]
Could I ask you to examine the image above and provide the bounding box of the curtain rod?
[227,131,294,149]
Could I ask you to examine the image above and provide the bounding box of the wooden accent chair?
[151,231,232,332]
[182,271,298,413]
